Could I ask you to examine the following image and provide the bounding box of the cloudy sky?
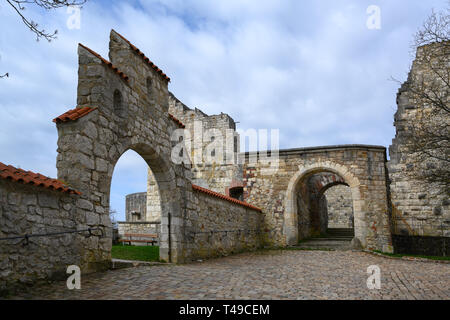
[0,0,447,220]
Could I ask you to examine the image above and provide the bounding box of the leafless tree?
[396,6,449,191]
[5,0,87,41]
[1,0,87,78]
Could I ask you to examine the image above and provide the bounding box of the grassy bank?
[111,245,160,262]
[373,250,449,261]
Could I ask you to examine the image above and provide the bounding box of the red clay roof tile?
[192,184,262,212]
[78,43,129,82]
[0,162,81,195]
[168,114,186,128]
[112,30,171,83]
[53,107,97,123]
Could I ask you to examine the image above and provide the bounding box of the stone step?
[309,237,353,241]
[326,229,354,237]
[296,240,352,251]
[299,241,351,246]
[327,231,354,235]
[111,258,169,269]
[298,229,353,250]
[325,236,354,239]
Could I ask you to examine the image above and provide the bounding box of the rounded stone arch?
[317,180,349,198]
[107,140,179,263]
[284,160,366,247]
[316,179,354,230]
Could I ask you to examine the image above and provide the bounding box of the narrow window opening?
[113,89,127,118]
[147,77,153,97]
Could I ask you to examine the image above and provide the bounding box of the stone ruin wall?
[117,222,160,243]
[147,168,161,222]
[0,179,85,294]
[388,42,450,238]
[187,189,264,259]
[167,93,243,195]
[323,185,354,229]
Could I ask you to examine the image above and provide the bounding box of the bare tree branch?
[413,7,450,47]
[1,0,88,78]
[5,0,87,42]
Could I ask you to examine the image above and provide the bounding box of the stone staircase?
[296,228,355,251]
[326,228,355,239]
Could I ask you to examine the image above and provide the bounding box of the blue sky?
[0,0,447,220]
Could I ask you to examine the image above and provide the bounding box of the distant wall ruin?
[388,42,449,238]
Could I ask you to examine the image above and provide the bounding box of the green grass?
[373,250,449,261]
[111,245,161,262]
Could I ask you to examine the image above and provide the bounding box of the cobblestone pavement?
[8,250,450,300]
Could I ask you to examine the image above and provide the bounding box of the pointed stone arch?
[55,36,191,268]
[109,142,179,262]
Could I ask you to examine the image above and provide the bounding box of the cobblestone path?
[8,250,450,300]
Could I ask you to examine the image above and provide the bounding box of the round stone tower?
[125,192,147,222]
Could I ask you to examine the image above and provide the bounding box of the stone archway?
[284,161,366,247]
[54,33,192,269]
[294,172,351,236]
[108,143,178,262]
[321,183,354,229]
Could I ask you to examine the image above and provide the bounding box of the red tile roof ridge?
[191,184,262,212]
[168,113,186,128]
[0,162,81,195]
[112,30,171,83]
[53,106,97,123]
[78,43,129,82]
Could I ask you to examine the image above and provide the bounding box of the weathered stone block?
[77,199,94,211]
[38,193,59,209]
